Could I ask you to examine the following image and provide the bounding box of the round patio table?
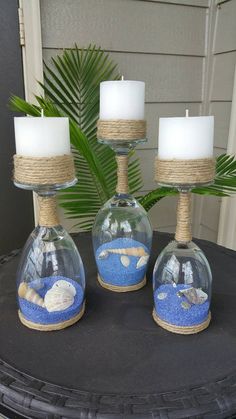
[0,231,236,419]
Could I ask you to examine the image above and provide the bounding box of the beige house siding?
[40,0,235,240]
[194,0,236,242]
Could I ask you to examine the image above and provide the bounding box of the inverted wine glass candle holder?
[152,156,215,334]
[93,119,153,292]
[13,154,86,331]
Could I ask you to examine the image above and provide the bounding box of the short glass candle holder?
[93,121,153,292]
[13,154,85,331]
[152,157,215,334]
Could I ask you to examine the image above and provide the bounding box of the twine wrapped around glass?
[13,117,85,331]
[93,117,152,292]
[152,114,215,334]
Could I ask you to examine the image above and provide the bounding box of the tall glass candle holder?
[13,116,85,331]
[92,80,152,292]
[153,114,215,334]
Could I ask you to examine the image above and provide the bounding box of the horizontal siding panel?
[148,195,178,231]
[141,102,201,149]
[198,224,218,242]
[43,49,203,102]
[200,196,221,232]
[135,149,156,191]
[143,0,209,6]
[214,0,236,54]
[40,0,206,56]
[210,101,231,149]
[211,52,236,101]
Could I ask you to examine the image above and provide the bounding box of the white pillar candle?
[100,80,145,120]
[14,116,71,157]
[158,115,214,159]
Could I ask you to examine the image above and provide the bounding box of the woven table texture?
[0,232,236,419]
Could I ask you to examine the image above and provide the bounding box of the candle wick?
[121,75,124,81]
[41,109,44,118]
[185,109,189,118]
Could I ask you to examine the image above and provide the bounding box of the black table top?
[0,231,236,419]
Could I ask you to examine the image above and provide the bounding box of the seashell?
[120,255,130,267]
[98,247,148,259]
[157,292,167,300]
[182,261,193,285]
[180,287,208,305]
[44,287,74,313]
[181,301,191,310]
[136,255,149,269]
[162,254,180,284]
[18,282,45,307]
[52,280,76,296]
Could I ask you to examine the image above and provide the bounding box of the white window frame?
[19,0,44,224]
[217,66,236,250]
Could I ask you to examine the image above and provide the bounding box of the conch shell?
[44,286,74,312]
[99,247,148,259]
[18,282,45,307]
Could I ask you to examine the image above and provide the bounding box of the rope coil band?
[152,309,211,335]
[13,154,76,186]
[155,157,215,185]
[18,302,85,331]
[175,192,192,242]
[38,196,59,227]
[97,119,146,141]
[116,155,129,194]
[98,274,146,292]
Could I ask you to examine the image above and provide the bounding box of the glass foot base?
[97,274,146,292]
[152,309,211,335]
[18,302,85,331]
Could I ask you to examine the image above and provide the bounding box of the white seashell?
[52,280,76,296]
[179,287,208,305]
[44,287,74,312]
[157,292,167,300]
[136,255,149,269]
[120,255,130,267]
[18,282,45,307]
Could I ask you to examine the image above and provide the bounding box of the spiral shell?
[18,282,45,307]
[99,247,148,259]
[44,287,74,313]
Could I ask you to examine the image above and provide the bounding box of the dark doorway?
[0,0,34,254]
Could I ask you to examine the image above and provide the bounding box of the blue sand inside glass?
[19,276,84,325]
[154,284,209,327]
[96,238,149,286]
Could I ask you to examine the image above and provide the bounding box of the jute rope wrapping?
[152,309,211,335]
[97,119,146,141]
[116,155,129,194]
[38,196,59,227]
[155,157,215,185]
[175,192,192,243]
[98,274,146,292]
[18,302,85,331]
[13,154,75,186]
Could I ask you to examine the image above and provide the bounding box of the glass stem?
[37,192,59,227]
[116,153,129,195]
[175,190,192,243]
